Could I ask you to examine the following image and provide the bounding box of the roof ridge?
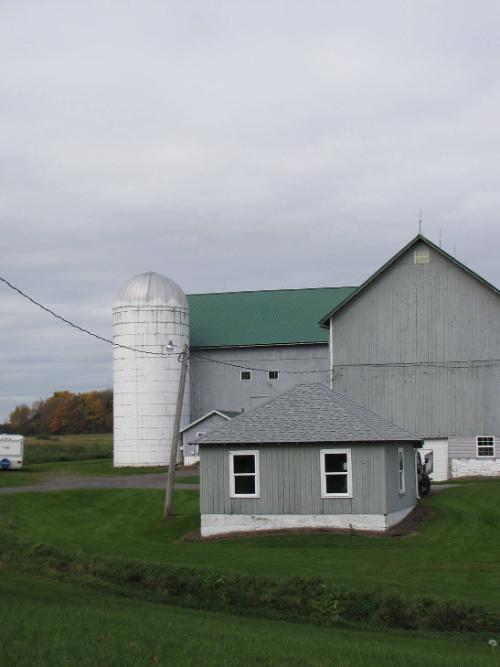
[187,286,357,297]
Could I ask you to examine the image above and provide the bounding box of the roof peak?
[319,233,500,326]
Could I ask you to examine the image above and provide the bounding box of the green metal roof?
[187,286,356,349]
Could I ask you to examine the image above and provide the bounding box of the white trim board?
[201,507,414,537]
[179,410,232,434]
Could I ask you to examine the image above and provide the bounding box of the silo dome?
[112,271,190,468]
[113,272,188,309]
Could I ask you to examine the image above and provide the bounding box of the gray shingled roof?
[198,383,419,445]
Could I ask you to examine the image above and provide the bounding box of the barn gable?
[319,234,500,328]
[317,234,500,439]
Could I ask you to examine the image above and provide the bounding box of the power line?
[4,273,500,376]
[190,351,329,375]
[0,274,330,375]
[0,275,176,359]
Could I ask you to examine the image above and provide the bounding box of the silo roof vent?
[113,272,188,309]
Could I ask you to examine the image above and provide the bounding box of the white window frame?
[240,371,252,381]
[320,448,352,498]
[476,436,495,458]
[398,447,406,494]
[268,370,279,381]
[229,450,260,498]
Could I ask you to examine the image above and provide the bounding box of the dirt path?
[0,470,199,495]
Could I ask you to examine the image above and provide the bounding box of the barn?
[187,287,354,418]
[113,233,500,479]
[319,234,500,480]
[198,383,420,537]
[180,410,240,466]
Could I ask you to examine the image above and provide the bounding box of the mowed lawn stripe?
[1,481,499,609]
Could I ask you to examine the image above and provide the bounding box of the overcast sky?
[1,1,499,420]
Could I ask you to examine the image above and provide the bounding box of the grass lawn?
[1,480,500,609]
[0,570,498,667]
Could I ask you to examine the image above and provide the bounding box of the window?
[320,449,352,498]
[240,371,252,381]
[398,448,405,494]
[414,248,430,264]
[268,370,279,380]
[230,450,260,497]
[477,436,495,457]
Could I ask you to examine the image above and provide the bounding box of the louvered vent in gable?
[414,248,430,264]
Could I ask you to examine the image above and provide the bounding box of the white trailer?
[0,434,24,470]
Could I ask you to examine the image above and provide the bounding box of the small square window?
[268,370,279,380]
[230,450,260,498]
[477,436,495,457]
[414,248,430,264]
[320,449,352,498]
[240,371,252,381]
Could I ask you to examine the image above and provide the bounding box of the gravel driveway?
[0,469,199,494]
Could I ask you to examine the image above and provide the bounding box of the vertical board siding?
[200,443,411,516]
[385,444,418,514]
[330,243,500,438]
[189,344,329,420]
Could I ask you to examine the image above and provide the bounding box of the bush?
[375,594,418,629]
[1,532,499,636]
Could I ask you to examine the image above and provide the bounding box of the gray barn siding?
[448,436,500,458]
[189,344,329,420]
[385,444,417,514]
[330,242,500,438]
[182,414,228,444]
[200,443,405,516]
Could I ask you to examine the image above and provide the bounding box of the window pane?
[240,371,251,381]
[234,475,255,495]
[326,474,347,494]
[324,453,347,473]
[399,452,404,472]
[478,437,494,457]
[233,455,255,474]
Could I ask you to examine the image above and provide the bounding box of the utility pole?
[163,343,189,518]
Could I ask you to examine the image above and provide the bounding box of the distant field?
[24,433,113,464]
[2,481,500,609]
[0,571,497,667]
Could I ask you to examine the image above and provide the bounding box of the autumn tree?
[8,404,33,435]
[8,390,113,435]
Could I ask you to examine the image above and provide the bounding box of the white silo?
[112,272,190,467]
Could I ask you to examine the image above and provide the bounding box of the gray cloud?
[1,1,500,419]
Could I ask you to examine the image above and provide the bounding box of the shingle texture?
[199,383,419,445]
